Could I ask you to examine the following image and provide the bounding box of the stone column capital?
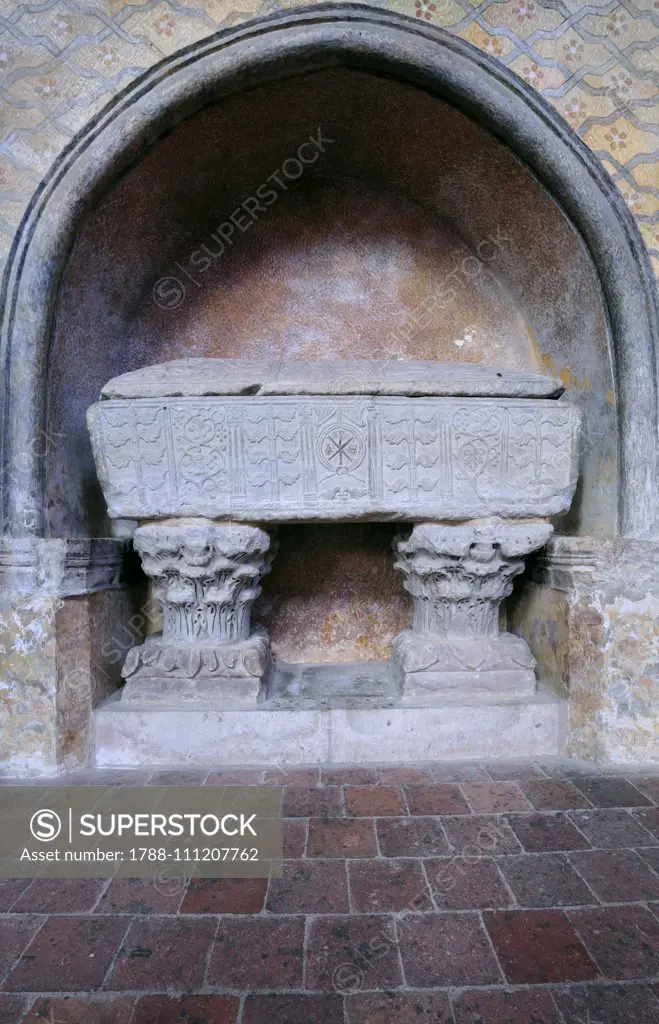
[392,519,553,701]
[123,519,274,706]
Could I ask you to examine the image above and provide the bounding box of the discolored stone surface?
[483,910,598,983]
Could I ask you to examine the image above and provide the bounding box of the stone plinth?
[121,520,273,706]
[392,521,553,700]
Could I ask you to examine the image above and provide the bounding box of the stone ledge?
[0,537,140,597]
[94,688,567,766]
[531,535,659,595]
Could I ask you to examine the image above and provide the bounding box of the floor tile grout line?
[490,856,518,910]
[345,858,353,915]
[547,987,569,1024]
[201,914,223,991]
[390,914,408,993]
[477,909,507,985]
[302,912,312,991]
[563,908,606,979]
[99,913,136,992]
[235,991,246,1024]
[0,913,48,989]
[566,850,606,905]
[373,816,383,859]
[419,858,438,913]
[89,875,115,914]
[5,978,659,998]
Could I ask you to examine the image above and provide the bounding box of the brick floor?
[0,759,658,1024]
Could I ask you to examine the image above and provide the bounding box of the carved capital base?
[122,519,274,707]
[392,629,536,702]
[121,632,270,707]
[393,519,552,701]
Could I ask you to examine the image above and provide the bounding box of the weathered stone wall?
[0,539,142,774]
[512,539,659,763]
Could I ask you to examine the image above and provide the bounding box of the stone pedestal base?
[121,631,270,707]
[392,629,536,702]
[120,520,274,708]
[393,520,553,702]
[94,684,568,765]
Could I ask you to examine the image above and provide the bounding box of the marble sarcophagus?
[87,359,581,707]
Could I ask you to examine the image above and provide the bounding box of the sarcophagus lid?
[88,359,580,524]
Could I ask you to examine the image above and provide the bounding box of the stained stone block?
[121,520,273,707]
[86,360,580,524]
[392,521,553,701]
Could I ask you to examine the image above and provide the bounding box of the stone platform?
[94,679,567,767]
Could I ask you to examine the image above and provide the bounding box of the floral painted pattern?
[0,0,656,276]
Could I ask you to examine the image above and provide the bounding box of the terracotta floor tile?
[568,849,659,902]
[105,917,215,991]
[180,877,267,914]
[508,812,591,852]
[569,808,657,848]
[431,764,491,782]
[308,817,377,858]
[520,779,590,811]
[206,769,264,785]
[209,916,305,989]
[0,881,31,913]
[324,767,378,786]
[452,987,561,1024]
[145,770,208,786]
[499,853,597,907]
[346,990,453,1023]
[633,807,659,840]
[11,878,107,914]
[425,856,512,910]
[0,916,43,980]
[538,759,603,778]
[572,776,651,808]
[443,815,522,856]
[569,905,659,979]
[23,997,136,1024]
[131,995,239,1023]
[462,781,533,813]
[306,915,402,992]
[283,817,307,858]
[345,786,406,817]
[376,816,450,857]
[4,916,127,992]
[0,996,29,1024]
[376,766,434,785]
[405,784,471,816]
[628,777,659,804]
[244,994,344,1023]
[263,768,320,786]
[399,912,501,986]
[637,845,659,874]
[486,761,548,781]
[348,858,431,913]
[483,909,598,984]
[266,859,349,914]
[552,981,659,1024]
[95,877,187,915]
[283,785,341,817]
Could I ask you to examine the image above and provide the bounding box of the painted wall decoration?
[0,0,656,278]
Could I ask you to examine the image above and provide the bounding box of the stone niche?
[1,8,657,772]
[45,68,615,678]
